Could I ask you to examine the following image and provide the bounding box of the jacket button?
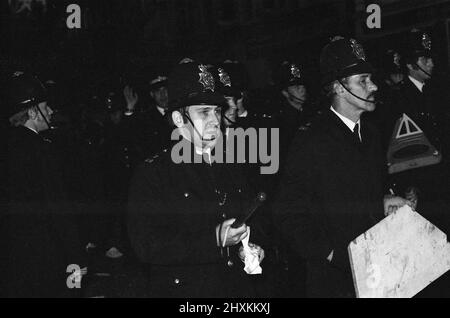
[227,260,234,267]
[184,192,189,198]
[174,278,180,284]
[222,213,227,219]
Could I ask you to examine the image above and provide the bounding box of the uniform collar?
[408,75,424,93]
[330,106,361,135]
[195,145,212,164]
[156,105,166,116]
[24,125,39,135]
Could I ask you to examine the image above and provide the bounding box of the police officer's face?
[187,105,222,149]
[286,84,307,102]
[416,56,434,79]
[389,73,404,86]
[151,87,168,109]
[344,73,378,112]
[35,101,53,131]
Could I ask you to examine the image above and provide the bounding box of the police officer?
[127,61,265,298]
[388,29,450,232]
[217,60,251,126]
[3,72,86,297]
[138,73,172,158]
[272,61,314,159]
[396,30,439,146]
[273,37,409,297]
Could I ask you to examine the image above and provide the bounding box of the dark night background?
[1,0,450,299]
[1,0,450,109]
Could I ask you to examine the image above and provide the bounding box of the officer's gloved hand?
[216,219,248,247]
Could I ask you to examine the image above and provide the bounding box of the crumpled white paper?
[241,227,262,275]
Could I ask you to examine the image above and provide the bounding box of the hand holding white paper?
[241,227,262,275]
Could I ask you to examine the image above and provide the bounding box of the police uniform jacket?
[3,126,85,297]
[127,139,261,298]
[385,76,450,214]
[395,77,443,149]
[273,109,385,297]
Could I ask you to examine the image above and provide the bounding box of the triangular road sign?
[387,113,442,174]
[395,113,423,138]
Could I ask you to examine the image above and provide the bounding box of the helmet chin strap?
[35,104,53,130]
[184,111,219,144]
[337,79,377,104]
[286,91,306,105]
[415,63,432,78]
[222,114,237,127]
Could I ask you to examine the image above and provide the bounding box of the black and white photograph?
[1,0,450,301]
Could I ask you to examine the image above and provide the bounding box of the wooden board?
[349,206,450,298]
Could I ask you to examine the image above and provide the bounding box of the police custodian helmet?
[320,36,374,85]
[8,71,48,117]
[217,60,249,99]
[167,61,228,111]
[402,29,432,62]
[274,61,306,90]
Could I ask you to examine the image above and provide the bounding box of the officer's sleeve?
[127,164,221,265]
[272,132,333,262]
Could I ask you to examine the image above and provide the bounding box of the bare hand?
[123,85,139,112]
[239,243,265,263]
[216,219,248,247]
[404,187,419,211]
[383,194,412,216]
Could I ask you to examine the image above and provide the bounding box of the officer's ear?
[172,110,185,128]
[27,107,38,120]
[406,63,417,72]
[334,81,346,96]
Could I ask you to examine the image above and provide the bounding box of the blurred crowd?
[1,28,450,298]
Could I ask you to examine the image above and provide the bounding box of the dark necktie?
[353,123,361,144]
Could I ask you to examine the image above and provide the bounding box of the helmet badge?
[422,33,432,51]
[218,68,231,87]
[290,64,301,80]
[350,39,366,61]
[198,64,215,92]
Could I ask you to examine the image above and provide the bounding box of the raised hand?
[123,85,139,112]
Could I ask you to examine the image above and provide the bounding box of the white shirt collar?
[24,125,39,135]
[330,106,361,138]
[156,105,166,116]
[195,146,212,164]
[408,75,424,93]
